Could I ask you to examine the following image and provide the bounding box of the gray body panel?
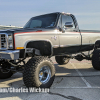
[14,29,100,56]
[0,12,100,59]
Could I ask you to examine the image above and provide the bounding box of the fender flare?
[24,40,53,56]
[94,40,100,49]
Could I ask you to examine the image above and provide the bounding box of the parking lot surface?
[0,57,100,100]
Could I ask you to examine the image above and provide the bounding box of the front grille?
[0,34,7,50]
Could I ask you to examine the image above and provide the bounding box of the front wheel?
[23,56,55,88]
[55,56,70,65]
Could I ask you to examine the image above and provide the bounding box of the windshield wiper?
[33,26,42,28]
[33,26,46,28]
[45,26,54,28]
[24,27,30,29]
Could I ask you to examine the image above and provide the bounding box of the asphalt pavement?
[0,57,100,100]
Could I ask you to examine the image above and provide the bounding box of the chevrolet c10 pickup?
[0,12,100,88]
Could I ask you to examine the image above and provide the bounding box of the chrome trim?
[0,50,19,60]
[8,34,13,49]
[0,33,8,50]
[51,43,94,49]
[60,45,67,48]
[82,43,94,45]
[0,33,14,50]
[39,65,51,84]
[53,45,59,48]
[60,44,81,48]
[59,43,94,48]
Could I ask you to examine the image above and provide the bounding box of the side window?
[30,20,42,28]
[62,15,75,29]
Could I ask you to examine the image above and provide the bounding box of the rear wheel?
[92,49,100,70]
[23,56,55,88]
[0,61,13,79]
[55,56,70,65]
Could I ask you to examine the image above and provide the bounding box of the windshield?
[24,13,58,28]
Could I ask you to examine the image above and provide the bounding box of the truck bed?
[81,30,100,33]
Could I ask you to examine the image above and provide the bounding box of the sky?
[0,0,100,30]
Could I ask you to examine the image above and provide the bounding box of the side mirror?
[65,22,73,27]
[57,26,66,33]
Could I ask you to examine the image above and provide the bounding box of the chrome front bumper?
[0,50,20,60]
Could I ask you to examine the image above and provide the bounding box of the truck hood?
[0,28,56,34]
[0,28,24,33]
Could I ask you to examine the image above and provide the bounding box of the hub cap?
[39,65,51,84]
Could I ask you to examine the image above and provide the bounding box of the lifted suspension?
[67,53,92,61]
[7,58,26,72]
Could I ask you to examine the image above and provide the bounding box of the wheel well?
[94,40,100,49]
[26,41,52,56]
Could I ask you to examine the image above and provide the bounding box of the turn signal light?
[16,47,24,49]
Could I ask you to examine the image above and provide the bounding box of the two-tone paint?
[0,12,100,59]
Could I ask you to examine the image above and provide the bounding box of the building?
[0,25,23,30]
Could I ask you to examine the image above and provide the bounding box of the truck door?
[58,14,81,54]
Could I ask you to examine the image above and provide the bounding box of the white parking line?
[51,87,100,89]
[70,62,92,88]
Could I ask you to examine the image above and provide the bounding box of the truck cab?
[0,12,100,88]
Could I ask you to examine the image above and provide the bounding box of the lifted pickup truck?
[0,12,100,88]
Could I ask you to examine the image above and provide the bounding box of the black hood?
[0,28,25,34]
[0,27,56,34]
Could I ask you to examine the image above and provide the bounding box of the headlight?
[8,34,13,49]
[8,42,13,48]
[8,35,12,41]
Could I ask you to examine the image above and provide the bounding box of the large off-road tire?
[23,56,55,88]
[92,49,100,70]
[0,61,13,79]
[55,56,70,65]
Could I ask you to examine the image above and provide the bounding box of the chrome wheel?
[39,65,51,84]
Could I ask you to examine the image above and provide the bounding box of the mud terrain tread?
[23,56,55,88]
[92,49,100,70]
